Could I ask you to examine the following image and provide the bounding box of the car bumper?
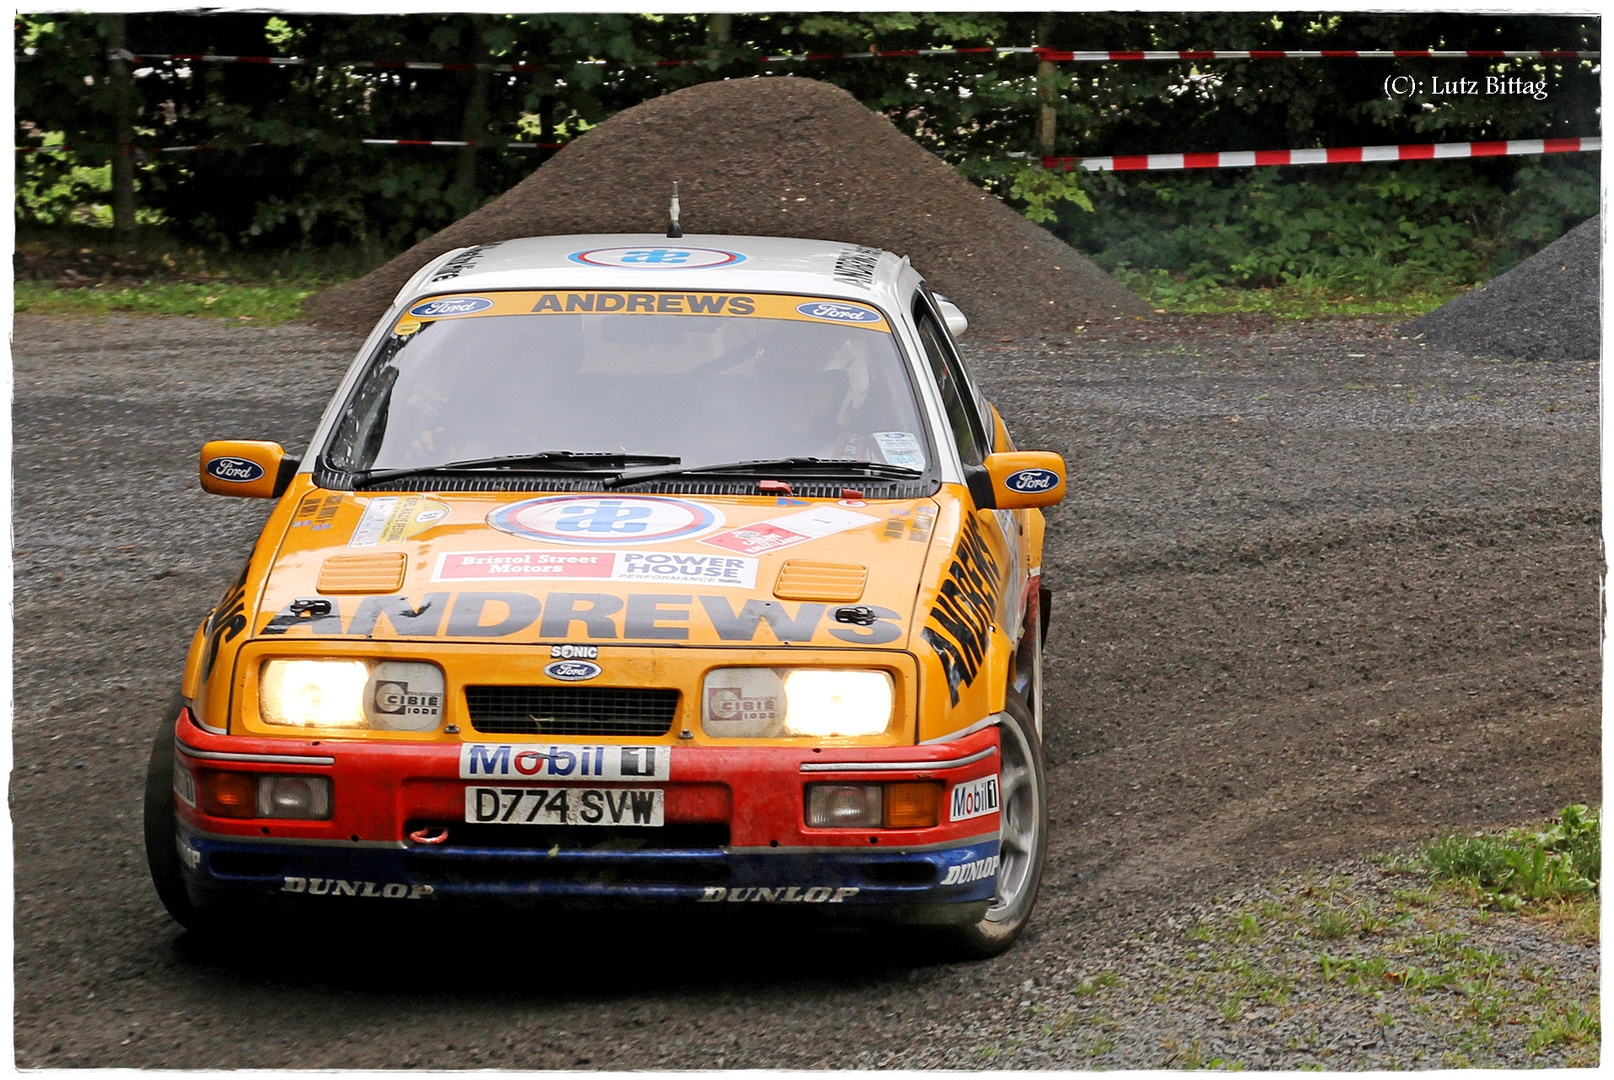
[171,710,1004,918]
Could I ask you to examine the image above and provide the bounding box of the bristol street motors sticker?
[567,246,746,269]
[488,495,723,545]
[700,505,878,557]
[435,549,758,589]
[349,495,452,547]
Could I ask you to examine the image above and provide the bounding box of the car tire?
[931,693,1047,960]
[143,697,215,932]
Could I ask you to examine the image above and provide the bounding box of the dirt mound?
[1405,215,1600,362]
[303,76,1147,336]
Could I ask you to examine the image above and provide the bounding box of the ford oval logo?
[205,456,265,484]
[796,301,882,323]
[1005,468,1061,494]
[545,660,602,682]
[408,296,494,318]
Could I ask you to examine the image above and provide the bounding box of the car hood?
[254,488,943,649]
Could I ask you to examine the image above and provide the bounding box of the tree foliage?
[14,10,1601,285]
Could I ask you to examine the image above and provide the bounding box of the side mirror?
[969,451,1066,510]
[934,296,969,339]
[200,440,298,499]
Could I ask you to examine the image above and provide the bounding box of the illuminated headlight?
[702,668,894,738]
[259,659,445,731]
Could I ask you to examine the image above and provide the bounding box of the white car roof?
[394,234,915,312]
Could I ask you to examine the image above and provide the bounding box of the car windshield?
[321,290,933,479]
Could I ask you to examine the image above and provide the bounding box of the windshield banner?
[394,292,892,336]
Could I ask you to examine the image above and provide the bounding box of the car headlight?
[259,659,445,731]
[702,668,894,738]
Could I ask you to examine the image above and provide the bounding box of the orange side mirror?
[200,440,296,498]
[978,451,1066,509]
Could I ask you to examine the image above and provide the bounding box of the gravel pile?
[1405,215,1601,362]
[302,76,1147,337]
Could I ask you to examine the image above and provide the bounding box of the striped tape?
[1042,137,1602,172]
[98,45,1598,73]
[1034,48,1597,61]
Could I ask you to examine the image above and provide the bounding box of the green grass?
[1423,805,1599,907]
[13,280,322,324]
[1114,266,1465,318]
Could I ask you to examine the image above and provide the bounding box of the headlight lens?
[259,659,445,731]
[701,668,894,738]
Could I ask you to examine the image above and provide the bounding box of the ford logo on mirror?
[796,301,882,323]
[407,296,495,318]
[1004,468,1060,493]
[545,660,602,682]
[205,456,266,484]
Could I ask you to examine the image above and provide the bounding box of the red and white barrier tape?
[1041,136,1602,171]
[96,44,1598,73]
[1036,48,1597,61]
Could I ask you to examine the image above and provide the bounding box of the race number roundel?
[567,247,746,269]
[487,496,723,545]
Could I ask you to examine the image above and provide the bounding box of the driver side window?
[914,302,988,467]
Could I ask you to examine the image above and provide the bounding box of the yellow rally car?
[144,235,1065,957]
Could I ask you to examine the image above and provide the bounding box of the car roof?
[396,234,917,312]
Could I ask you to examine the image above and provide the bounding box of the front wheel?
[932,694,1048,959]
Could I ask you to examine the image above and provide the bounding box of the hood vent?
[773,561,868,603]
[317,552,407,594]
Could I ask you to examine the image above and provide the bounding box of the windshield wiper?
[603,457,923,489]
[349,451,681,486]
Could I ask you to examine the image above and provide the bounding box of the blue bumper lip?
[178,827,1001,906]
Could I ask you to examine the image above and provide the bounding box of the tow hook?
[834,605,877,626]
[409,826,450,845]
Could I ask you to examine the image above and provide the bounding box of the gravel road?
[11,313,1599,1068]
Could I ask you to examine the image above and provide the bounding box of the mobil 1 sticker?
[950,774,1000,821]
[459,743,670,782]
[466,786,664,827]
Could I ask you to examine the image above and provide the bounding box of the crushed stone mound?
[304,76,1148,337]
[1405,215,1601,363]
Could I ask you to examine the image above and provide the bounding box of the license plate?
[464,786,664,827]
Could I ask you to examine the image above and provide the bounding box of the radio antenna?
[666,181,683,238]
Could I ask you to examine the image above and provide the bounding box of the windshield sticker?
[350,495,452,548]
[795,300,882,324]
[434,549,758,589]
[407,296,494,318]
[393,291,891,332]
[700,505,878,557]
[872,431,925,469]
[488,495,724,545]
[568,247,745,269]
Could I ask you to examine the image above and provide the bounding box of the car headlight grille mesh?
[464,686,679,737]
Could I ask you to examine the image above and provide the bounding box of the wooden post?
[1036,12,1058,155]
[106,14,137,238]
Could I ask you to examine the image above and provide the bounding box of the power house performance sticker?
[435,549,758,588]
[489,495,723,545]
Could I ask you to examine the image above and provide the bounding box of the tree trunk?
[1035,12,1058,155]
[106,14,137,239]
[453,16,493,194]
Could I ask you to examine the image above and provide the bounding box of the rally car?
[145,234,1066,957]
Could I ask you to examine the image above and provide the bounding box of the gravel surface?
[11,312,1599,1068]
[1406,214,1601,363]
[303,76,1147,337]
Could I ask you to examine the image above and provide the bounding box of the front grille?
[465,686,679,736]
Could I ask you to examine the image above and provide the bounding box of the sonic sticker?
[567,247,745,269]
[408,296,494,318]
[205,456,266,484]
[1004,468,1061,494]
[488,495,723,545]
